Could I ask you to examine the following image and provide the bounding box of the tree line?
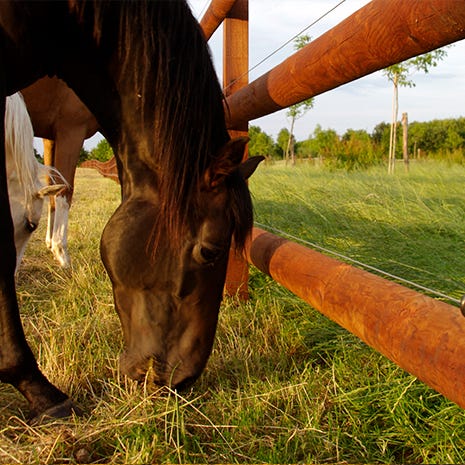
[249,117,465,170]
[76,116,465,172]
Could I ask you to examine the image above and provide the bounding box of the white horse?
[5,93,66,272]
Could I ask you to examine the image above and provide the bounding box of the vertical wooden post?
[223,0,249,299]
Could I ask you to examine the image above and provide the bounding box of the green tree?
[90,138,114,162]
[408,118,465,161]
[78,147,91,165]
[383,48,448,173]
[285,35,315,165]
[310,125,340,160]
[338,129,380,170]
[277,128,290,159]
[371,122,392,161]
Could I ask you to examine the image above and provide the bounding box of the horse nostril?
[25,220,38,233]
[174,375,198,391]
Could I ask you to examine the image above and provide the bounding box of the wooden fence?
[81,157,119,182]
[203,0,465,409]
[85,0,465,408]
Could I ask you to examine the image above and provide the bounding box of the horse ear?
[205,136,249,189]
[35,184,67,198]
[238,155,265,180]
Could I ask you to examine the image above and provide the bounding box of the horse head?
[0,0,261,420]
[101,137,263,388]
[9,179,65,272]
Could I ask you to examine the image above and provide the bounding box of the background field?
[1,161,465,463]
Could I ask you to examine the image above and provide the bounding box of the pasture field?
[1,162,465,463]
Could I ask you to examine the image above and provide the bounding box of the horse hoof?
[29,399,83,426]
[52,248,71,268]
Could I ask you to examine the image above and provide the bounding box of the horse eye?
[200,246,220,263]
[194,244,224,265]
[25,220,38,233]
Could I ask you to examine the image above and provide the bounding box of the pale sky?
[189,0,465,141]
[77,0,465,150]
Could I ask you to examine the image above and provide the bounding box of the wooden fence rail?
[199,0,237,40]
[246,228,465,409]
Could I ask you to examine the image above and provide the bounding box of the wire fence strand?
[254,222,462,307]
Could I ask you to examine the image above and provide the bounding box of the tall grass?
[251,159,465,301]
[1,163,465,463]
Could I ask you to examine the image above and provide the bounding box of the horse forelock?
[71,1,243,250]
[130,1,229,248]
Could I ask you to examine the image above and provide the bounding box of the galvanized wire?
[254,222,462,307]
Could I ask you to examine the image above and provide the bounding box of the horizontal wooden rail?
[245,227,465,408]
[226,0,465,129]
[200,0,237,40]
[81,158,119,183]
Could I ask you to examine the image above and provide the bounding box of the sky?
[78,0,465,150]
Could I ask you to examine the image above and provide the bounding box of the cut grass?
[1,163,465,463]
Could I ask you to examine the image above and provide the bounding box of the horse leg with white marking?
[43,137,73,268]
[43,139,55,251]
[21,76,100,269]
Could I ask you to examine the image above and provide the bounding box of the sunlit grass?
[1,163,465,463]
[250,160,465,301]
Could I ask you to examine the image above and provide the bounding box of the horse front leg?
[45,133,79,269]
[0,101,76,423]
[43,139,56,251]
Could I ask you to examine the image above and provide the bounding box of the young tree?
[383,48,447,173]
[285,35,315,165]
[277,128,290,158]
[310,124,340,161]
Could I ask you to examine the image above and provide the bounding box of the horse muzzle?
[119,351,200,389]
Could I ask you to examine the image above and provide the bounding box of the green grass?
[250,159,465,301]
[1,162,465,463]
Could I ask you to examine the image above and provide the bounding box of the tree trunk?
[402,112,409,172]
[388,74,398,174]
[290,135,296,165]
[285,115,295,165]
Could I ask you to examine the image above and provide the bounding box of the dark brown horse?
[0,1,262,423]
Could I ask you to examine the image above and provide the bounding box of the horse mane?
[70,1,251,250]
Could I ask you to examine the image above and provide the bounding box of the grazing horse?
[21,76,99,268]
[5,93,65,272]
[0,1,262,422]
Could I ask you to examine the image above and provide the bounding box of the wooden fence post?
[223,0,249,299]
[200,0,237,40]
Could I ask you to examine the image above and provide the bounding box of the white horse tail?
[5,92,68,196]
